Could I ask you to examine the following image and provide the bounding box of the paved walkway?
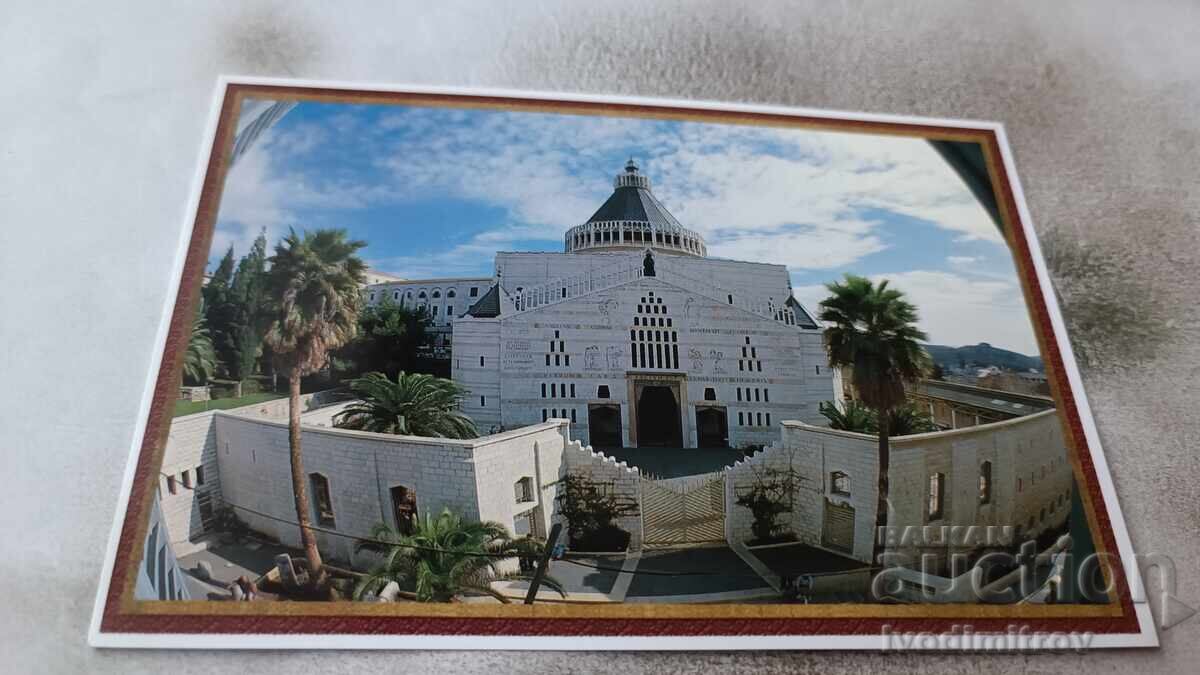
[177,539,294,600]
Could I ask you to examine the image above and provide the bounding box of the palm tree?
[352,509,565,603]
[819,400,876,433]
[334,371,477,438]
[262,228,366,582]
[820,400,937,436]
[818,275,930,566]
[183,299,217,385]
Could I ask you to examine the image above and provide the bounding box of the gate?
[822,499,855,553]
[640,473,726,548]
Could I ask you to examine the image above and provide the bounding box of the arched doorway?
[695,407,728,448]
[587,404,622,448]
[636,385,682,447]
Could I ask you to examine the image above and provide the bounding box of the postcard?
[89,78,1156,650]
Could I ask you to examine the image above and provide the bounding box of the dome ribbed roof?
[584,159,684,230]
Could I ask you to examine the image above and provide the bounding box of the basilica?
[365,160,840,449]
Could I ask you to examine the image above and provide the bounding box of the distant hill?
[922,343,1043,372]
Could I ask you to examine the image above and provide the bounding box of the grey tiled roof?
[585,185,684,229]
[463,284,501,318]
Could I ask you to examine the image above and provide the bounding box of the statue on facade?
[643,250,656,277]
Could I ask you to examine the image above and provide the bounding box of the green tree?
[263,228,366,582]
[203,247,238,377]
[229,230,268,380]
[818,275,930,567]
[352,509,564,603]
[338,297,432,379]
[183,298,217,385]
[334,371,477,439]
[819,400,877,433]
[819,400,937,436]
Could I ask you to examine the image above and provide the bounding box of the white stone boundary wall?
[214,414,570,566]
[157,410,221,557]
[560,440,644,550]
[769,408,1069,566]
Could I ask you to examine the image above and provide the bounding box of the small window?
[393,290,400,300]
[196,465,205,486]
[515,477,535,503]
[571,408,577,423]
[815,365,821,375]
[542,409,548,422]
[830,471,850,496]
[927,472,945,521]
[480,356,485,367]
[369,292,376,301]
[597,385,610,399]
[432,290,441,299]
[736,388,742,402]
[545,354,551,366]
[738,412,744,426]
[446,306,453,316]
[764,389,769,403]
[570,383,576,397]
[166,475,177,495]
[181,469,192,489]
[447,289,456,298]
[541,383,547,398]
[480,396,486,407]
[704,387,716,401]
[979,461,992,504]
[766,413,771,426]
[310,473,335,527]
[565,355,570,367]
[469,287,479,297]
[432,306,439,316]
[551,383,557,398]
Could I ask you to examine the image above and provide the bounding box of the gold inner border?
[108,83,1129,624]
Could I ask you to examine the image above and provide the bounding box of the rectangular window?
[515,477,535,503]
[555,355,561,366]
[738,412,744,426]
[754,389,760,402]
[570,383,576,397]
[737,388,742,402]
[310,474,336,527]
[764,389,769,402]
[166,475,177,495]
[196,465,205,486]
[541,383,547,398]
[979,461,993,504]
[756,412,763,426]
[470,287,479,297]
[927,473,945,521]
[480,396,486,407]
[480,356,485,367]
[766,413,771,426]
[432,306,439,316]
[571,408,577,423]
[181,469,192,489]
[446,306,452,316]
[551,383,557,398]
[565,354,570,367]
[830,471,850,496]
[542,409,548,422]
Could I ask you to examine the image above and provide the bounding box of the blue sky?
[214,100,1040,355]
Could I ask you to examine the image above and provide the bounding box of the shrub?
[555,474,638,552]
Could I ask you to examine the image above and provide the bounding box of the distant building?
[907,379,1055,430]
[361,268,407,286]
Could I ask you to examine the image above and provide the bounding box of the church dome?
[564,160,706,257]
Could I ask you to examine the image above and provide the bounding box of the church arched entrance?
[587,404,622,448]
[695,407,728,448]
[636,385,683,447]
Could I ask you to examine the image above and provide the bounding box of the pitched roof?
[585,160,683,230]
[463,284,501,318]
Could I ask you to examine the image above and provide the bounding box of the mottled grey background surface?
[1,1,1197,672]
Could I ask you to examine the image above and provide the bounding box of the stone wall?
[726,430,878,563]
[559,439,644,550]
[773,409,1071,568]
[157,410,221,556]
[213,412,570,565]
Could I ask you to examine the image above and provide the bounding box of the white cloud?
[793,270,1040,355]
